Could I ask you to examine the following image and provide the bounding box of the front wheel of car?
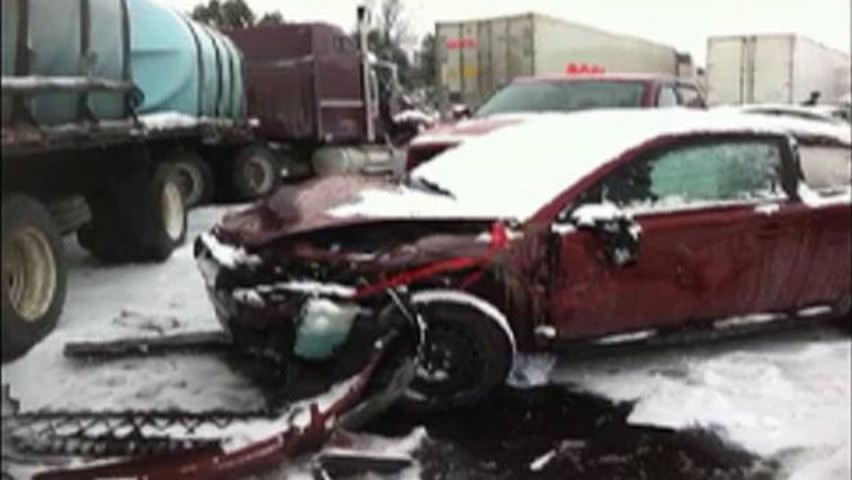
[396,291,514,412]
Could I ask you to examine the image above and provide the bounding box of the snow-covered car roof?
[332,109,849,222]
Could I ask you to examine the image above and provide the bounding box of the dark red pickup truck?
[406,73,707,170]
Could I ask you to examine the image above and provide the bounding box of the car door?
[548,134,793,339]
[791,142,852,308]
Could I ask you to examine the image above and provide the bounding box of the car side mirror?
[451,103,472,120]
[568,203,642,267]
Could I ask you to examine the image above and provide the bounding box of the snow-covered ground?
[2,206,267,413]
[3,206,849,479]
[525,326,851,480]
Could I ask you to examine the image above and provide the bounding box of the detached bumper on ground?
[7,327,416,480]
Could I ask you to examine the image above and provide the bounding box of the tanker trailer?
[127,0,280,205]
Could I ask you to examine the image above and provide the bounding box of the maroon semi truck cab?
[227,24,375,143]
[406,73,707,170]
[226,22,405,177]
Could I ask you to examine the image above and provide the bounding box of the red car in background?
[196,110,850,412]
[405,73,707,170]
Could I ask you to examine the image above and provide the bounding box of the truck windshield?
[474,81,646,117]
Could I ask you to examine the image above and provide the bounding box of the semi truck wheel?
[170,151,215,208]
[79,163,187,263]
[1,195,67,361]
[232,145,280,200]
[139,163,188,260]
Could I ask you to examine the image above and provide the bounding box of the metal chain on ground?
[2,408,277,457]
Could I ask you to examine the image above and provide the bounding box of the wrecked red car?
[405,73,708,170]
[196,109,851,411]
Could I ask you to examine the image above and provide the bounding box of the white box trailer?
[706,34,852,106]
[436,13,688,106]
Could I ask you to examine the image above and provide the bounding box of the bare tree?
[376,0,413,48]
[190,0,255,30]
[414,33,436,87]
[257,11,284,26]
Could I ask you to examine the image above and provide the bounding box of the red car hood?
[408,114,537,148]
[215,176,497,248]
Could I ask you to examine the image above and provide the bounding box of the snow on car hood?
[335,109,851,223]
[215,176,498,247]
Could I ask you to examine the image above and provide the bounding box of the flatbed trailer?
[1,75,254,361]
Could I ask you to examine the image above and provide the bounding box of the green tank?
[1,0,245,126]
[1,0,128,125]
[128,0,245,118]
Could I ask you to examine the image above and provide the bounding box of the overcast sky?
[169,0,851,66]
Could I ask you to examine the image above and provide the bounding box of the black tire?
[395,291,514,412]
[79,163,187,263]
[231,145,280,200]
[2,195,67,361]
[170,151,215,208]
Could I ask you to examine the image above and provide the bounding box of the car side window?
[657,86,678,107]
[798,144,852,194]
[676,85,704,108]
[599,140,786,211]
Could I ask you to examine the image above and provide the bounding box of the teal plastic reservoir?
[128,0,198,116]
[183,19,219,116]
[1,0,244,126]
[1,0,20,123]
[1,0,128,125]
[127,0,245,119]
[293,298,359,361]
[28,0,82,124]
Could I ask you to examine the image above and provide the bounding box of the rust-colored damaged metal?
[198,176,550,353]
[217,176,390,246]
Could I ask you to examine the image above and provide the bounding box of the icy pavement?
[1,205,266,413]
[548,327,851,480]
[2,205,849,479]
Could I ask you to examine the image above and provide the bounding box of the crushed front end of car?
[192,178,522,410]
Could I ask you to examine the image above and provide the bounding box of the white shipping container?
[706,34,851,106]
[435,13,684,106]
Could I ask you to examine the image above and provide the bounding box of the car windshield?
[474,80,647,117]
